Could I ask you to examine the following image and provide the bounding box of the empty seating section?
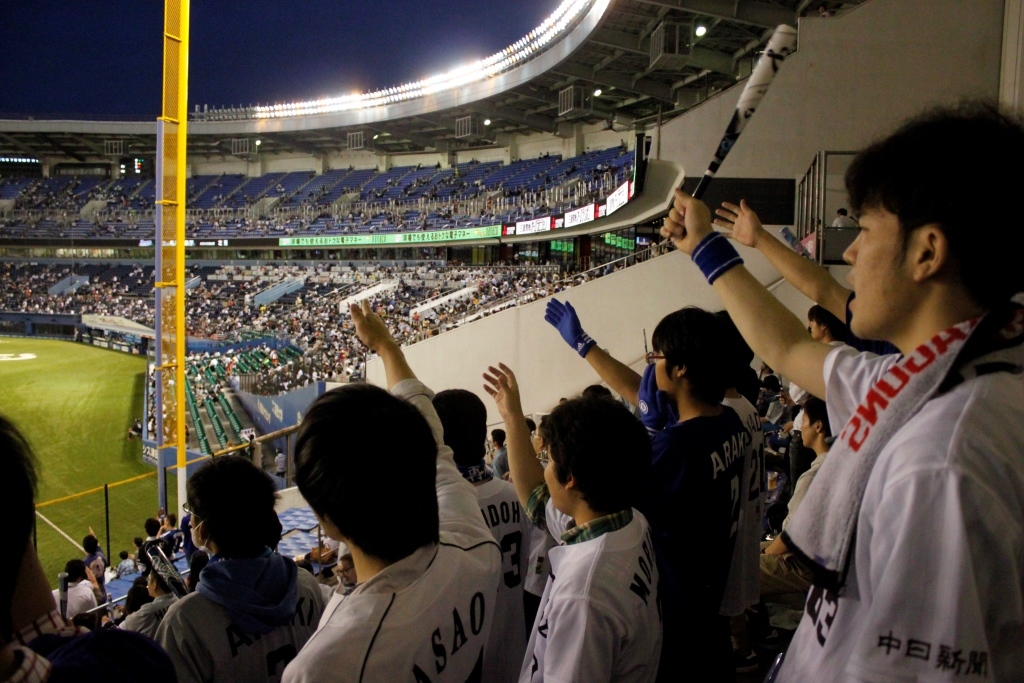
[0,146,634,238]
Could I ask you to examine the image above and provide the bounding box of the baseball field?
[0,336,175,589]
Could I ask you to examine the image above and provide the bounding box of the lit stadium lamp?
[593,88,602,97]
[373,134,379,140]
[255,139,262,146]
[483,119,491,126]
[695,24,707,37]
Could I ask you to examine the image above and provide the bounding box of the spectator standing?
[489,428,508,480]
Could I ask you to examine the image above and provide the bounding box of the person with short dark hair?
[121,569,176,638]
[490,427,509,479]
[50,560,96,621]
[544,300,750,680]
[483,364,662,682]
[0,415,176,683]
[282,301,500,683]
[662,102,1024,682]
[82,533,108,594]
[433,388,532,683]
[143,517,161,540]
[580,383,612,399]
[156,455,326,683]
[116,550,136,578]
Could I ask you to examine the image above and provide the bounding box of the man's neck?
[349,545,393,585]
[893,285,988,354]
[675,393,724,422]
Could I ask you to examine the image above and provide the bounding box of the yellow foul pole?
[155,0,189,513]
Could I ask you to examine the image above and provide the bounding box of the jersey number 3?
[500,531,522,588]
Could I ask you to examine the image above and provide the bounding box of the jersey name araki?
[709,431,751,479]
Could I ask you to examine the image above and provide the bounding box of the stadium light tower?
[154,0,190,514]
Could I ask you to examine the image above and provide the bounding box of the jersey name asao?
[523,500,663,683]
[720,396,764,615]
[473,477,532,683]
[282,379,501,683]
[781,346,1024,683]
[157,568,325,683]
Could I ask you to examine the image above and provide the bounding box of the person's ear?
[908,223,949,282]
[673,364,687,382]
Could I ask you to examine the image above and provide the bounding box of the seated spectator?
[121,570,177,638]
[143,517,161,541]
[156,455,326,682]
[282,301,500,682]
[482,364,662,682]
[115,550,137,579]
[433,388,532,683]
[0,415,176,683]
[50,560,97,621]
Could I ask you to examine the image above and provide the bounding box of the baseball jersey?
[780,345,1024,682]
[523,499,662,683]
[474,477,532,683]
[121,592,177,639]
[720,395,764,616]
[525,525,556,598]
[282,379,502,683]
[156,568,325,683]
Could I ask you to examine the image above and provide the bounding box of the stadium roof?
[0,0,861,160]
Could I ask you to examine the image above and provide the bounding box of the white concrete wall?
[324,150,381,171]
[190,158,248,176]
[654,0,1004,179]
[368,246,804,424]
[389,151,446,168]
[456,147,509,165]
[263,154,319,174]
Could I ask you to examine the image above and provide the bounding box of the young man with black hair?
[433,388,532,683]
[121,568,176,638]
[49,560,96,621]
[545,300,749,681]
[282,301,500,683]
[82,533,108,595]
[156,454,325,683]
[490,427,509,480]
[0,415,176,683]
[483,364,662,683]
[662,103,1024,681]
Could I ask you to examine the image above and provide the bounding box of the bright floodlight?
[593,88,602,97]
[483,119,491,126]
[695,25,707,37]
[255,139,262,146]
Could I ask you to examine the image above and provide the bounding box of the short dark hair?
[545,396,651,515]
[120,550,129,560]
[133,536,144,548]
[186,455,280,558]
[652,307,728,406]
[807,305,846,339]
[144,518,161,537]
[296,384,438,565]
[802,397,832,438]
[581,384,612,400]
[64,559,88,583]
[846,101,1024,307]
[491,429,506,447]
[0,415,38,638]
[761,375,781,392]
[83,535,99,555]
[836,208,848,216]
[525,418,536,434]
[433,389,487,467]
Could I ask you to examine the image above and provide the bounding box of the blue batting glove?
[544,299,596,358]
[637,364,678,435]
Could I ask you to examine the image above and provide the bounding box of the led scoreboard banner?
[279,224,503,247]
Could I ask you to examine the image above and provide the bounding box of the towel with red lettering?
[783,297,1024,590]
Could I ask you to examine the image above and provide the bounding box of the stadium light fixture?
[373,134,380,139]
[250,0,604,119]
[593,88,602,97]
[695,24,707,37]
[255,139,262,146]
[483,119,491,126]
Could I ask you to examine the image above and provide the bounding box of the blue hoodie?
[197,548,298,634]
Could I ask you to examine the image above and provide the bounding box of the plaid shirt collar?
[560,508,633,546]
[4,610,84,683]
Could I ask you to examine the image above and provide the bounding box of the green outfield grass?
[0,337,177,588]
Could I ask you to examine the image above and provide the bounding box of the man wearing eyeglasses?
[545,300,748,682]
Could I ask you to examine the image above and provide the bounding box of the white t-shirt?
[474,477,532,683]
[52,580,97,621]
[720,395,764,616]
[157,568,325,683]
[282,379,501,683]
[523,499,662,683]
[780,345,1024,683]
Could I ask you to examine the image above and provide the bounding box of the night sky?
[0,0,556,119]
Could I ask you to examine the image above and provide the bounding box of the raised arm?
[715,200,852,321]
[482,364,545,508]
[350,301,414,389]
[544,299,641,405]
[664,191,831,399]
